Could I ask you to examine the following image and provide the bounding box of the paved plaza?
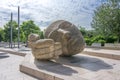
[0,52,38,80]
[0,48,120,80]
[20,53,120,80]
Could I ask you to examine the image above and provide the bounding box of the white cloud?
[0,0,106,29]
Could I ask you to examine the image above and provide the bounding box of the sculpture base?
[20,53,117,80]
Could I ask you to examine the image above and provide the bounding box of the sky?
[0,0,106,30]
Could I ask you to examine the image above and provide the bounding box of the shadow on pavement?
[0,52,9,59]
[55,55,113,71]
[34,54,113,76]
[0,55,9,59]
[0,52,8,55]
[34,59,78,75]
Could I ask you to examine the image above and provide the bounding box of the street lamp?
[18,6,20,48]
[10,12,13,48]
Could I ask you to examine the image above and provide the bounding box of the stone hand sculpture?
[45,20,85,56]
[28,33,62,60]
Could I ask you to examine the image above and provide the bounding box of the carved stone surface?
[45,20,85,56]
[28,33,62,60]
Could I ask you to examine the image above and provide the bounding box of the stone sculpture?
[45,20,85,56]
[28,33,62,60]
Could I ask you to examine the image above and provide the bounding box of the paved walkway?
[0,52,38,80]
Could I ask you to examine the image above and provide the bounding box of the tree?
[79,26,95,45]
[79,26,86,36]
[0,28,5,42]
[4,21,18,42]
[91,1,120,42]
[40,31,44,39]
[20,28,26,42]
[20,20,41,42]
[79,26,95,38]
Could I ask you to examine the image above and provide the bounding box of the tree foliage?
[40,31,44,39]
[3,21,18,42]
[0,20,43,43]
[79,26,95,38]
[79,26,116,46]
[91,0,120,42]
[0,28,5,41]
[20,20,41,42]
[79,26,95,45]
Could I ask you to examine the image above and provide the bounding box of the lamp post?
[10,12,13,48]
[18,6,20,48]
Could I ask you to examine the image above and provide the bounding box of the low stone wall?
[105,43,120,49]
[0,42,25,47]
[88,43,120,50]
[91,43,101,47]
[0,42,9,47]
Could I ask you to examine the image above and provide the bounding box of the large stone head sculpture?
[45,20,85,56]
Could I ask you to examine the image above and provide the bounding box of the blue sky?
[0,0,106,30]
